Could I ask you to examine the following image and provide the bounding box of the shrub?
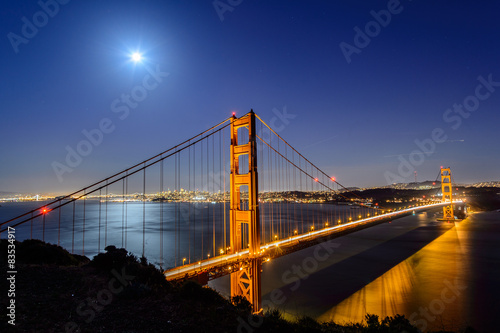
[0,239,86,266]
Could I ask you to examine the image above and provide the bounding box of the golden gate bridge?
[0,111,458,312]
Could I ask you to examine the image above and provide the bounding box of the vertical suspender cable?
[122,178,125,248]
[42,211,45,242]
[174,154,177,266]
[82,190,86,255]
[206,137,210,255]
[212,134,215,257]
[201,138,204,258]
[178,149,182,263]
[58,200,61,246]
[72,200,75,253]
[193,144,196,261]
[105,181,108,248]
[187,141,191,264]
[98,189,101,253]
[30,212,33,240]
[125,175,128,249]
[160,157,164,267]
[143,163,146,259]
[223,127,226,253]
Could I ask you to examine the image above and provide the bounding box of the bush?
[231,295,252,314]
[90,245,171,295]
[296,315,322,331]
[180,280,225,304]
[0,239,87,266]
[90,245,136,272]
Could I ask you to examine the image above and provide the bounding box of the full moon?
[131,52,142,62]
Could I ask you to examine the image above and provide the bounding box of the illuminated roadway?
[164,201,461,281]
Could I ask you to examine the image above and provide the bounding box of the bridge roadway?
[163,201,458,283]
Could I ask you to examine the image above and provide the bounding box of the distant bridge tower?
[440,167,454,220]
[229,111,261,313]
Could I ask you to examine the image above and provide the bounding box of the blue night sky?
[1,0,499,194]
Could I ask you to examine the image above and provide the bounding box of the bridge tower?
[229,110,261,313]
[440,167,454,220]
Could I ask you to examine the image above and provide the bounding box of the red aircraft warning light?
[232,111,236,116]
[331,177,336,182]
[314,178,318,182]
[41,208,50,214]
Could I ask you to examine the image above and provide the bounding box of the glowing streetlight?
[182,258,186,265]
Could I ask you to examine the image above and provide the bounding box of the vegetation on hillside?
[0,240,478,332]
